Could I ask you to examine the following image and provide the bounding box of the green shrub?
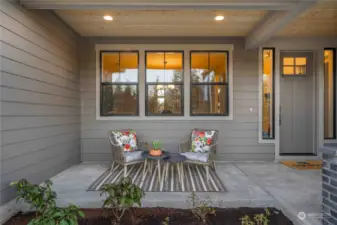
[161,216,170,225]
[240,208,271,225]
[10,179,84,225]
[187,192,215,224]
[100,177,145,224]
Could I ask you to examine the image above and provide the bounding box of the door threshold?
[275,155,321,162]
[280,153,316,156]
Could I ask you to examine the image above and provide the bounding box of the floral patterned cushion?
[191,130,216,153]
[112,130,137,152]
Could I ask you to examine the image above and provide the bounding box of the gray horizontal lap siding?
[80,37,275,162]
[0,1,80,204]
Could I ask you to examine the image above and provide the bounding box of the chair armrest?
[108,133,119,147]
[208,144,217,160]
[109,133,125,161]
[179,139,191,153]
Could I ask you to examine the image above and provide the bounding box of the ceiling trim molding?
[245,0,317,50]
[20,0,298,10]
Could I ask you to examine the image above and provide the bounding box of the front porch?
[49,162,321,225]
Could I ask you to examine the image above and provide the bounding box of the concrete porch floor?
[51,162,321,225]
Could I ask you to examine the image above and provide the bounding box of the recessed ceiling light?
[103,15,113,21]
[215,15,224,21]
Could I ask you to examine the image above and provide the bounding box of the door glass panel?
[295,66,306,75]
[283,57,294,65]
[283,57,307,76]
[295,57,306,66]
[283,66,294,75]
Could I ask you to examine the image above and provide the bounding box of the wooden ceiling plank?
[20,0,298,10]
[245,0,317,49]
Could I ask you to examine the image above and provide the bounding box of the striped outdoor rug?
[88,163,226,192]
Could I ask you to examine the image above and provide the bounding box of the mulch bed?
[5,207,293,225]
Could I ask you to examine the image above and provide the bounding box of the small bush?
[187,192,215,224]
[161,216,170,225]
[100,177,145,224]
[240,208,271,225]
[10,179,84,225]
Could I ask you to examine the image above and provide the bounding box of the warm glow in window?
[324,49,336,139]
[282,56,307,75]
[190,52,228,116]
[100,52,139,116]
[146,52,183,116]
[262,49,274,139]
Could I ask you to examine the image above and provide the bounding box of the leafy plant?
[10,179,84,225]
[187,192,216,224]
[162,216,170,225]
[152,140,162,150]
[240,208,271,225]
[27,205,84,225]
[100,177,145,224]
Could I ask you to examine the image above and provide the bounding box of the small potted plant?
[149,140,162,156]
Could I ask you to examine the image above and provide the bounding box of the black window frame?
[262,48,275,140]
[145,50,185,116]
[324,48,336,139]
[100,50,140,117]
[190,51,229,116]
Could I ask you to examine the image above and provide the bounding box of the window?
[282,56,307,75]
[100,51,139,116]
[262,48,275,139]
[145,51,184,116]
[324,48,336,139]
[190,51,229,116]
[97,44,233,120]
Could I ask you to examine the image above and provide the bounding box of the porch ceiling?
[278,1,337,37]
[19,0,337,48]
[54,9,267,37]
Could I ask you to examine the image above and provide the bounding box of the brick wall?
[322,152,337,225]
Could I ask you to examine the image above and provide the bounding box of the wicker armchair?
[108,131,148,177]
[179,129,218,181]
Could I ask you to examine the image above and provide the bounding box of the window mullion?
[139,50,146,117]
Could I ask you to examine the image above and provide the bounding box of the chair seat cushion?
[124,151,143,162]
[180,152,209,163]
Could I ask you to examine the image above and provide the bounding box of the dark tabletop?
[164,154,187,163]
[141,151,169,160]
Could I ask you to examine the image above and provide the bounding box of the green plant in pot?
[149,140,162,156]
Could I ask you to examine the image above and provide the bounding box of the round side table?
[141,151,169,183]
[163,154,187,186]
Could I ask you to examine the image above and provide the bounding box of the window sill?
[258,139,276,144]
[96,115,233,121]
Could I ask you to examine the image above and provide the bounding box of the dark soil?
[5,207,294,225]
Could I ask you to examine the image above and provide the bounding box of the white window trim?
[95,44,234,121]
